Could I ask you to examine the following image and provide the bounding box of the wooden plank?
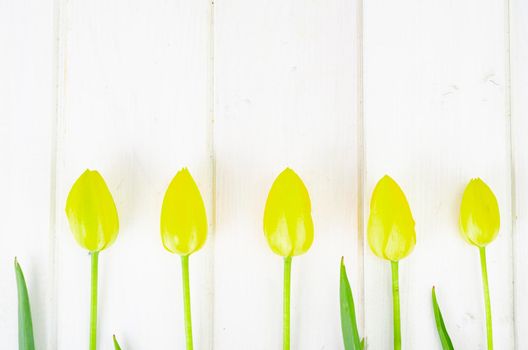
[213,0,360,348]
[363,0,512,348]
[510,0,527,347]
[0,1,55,348]
[54,0,213,349]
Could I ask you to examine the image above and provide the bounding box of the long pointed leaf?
[15,258,35,350]
[340,257,363,350]
[432,287,454,350]
[113,335,122,350]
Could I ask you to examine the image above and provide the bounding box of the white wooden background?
[0,0,524,349]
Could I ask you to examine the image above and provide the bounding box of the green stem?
[89,251,99,350]
[479,247,493,350]
[391,261,401,350]
[181,255,193,350]
[283,256,292,350]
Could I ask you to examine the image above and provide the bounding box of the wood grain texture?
[363,0,513,348]
[510,0,527,347]
[213,0,360,348]
[0,0,522,349]
[0,0,55,348]
[54,0,213,349]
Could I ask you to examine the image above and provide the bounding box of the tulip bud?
[367,175,416,262]
[65,169,119,252]
[263,168,314,257]
[459,178,500,247]
[160,168,208,256]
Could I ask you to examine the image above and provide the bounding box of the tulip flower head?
[459,178,500,247]
[160,168,208,256]
[367,175,416,262]
[65,169,119,252]
[263,168,314,258]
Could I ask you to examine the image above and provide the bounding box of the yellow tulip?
[460,178,500,349]
[161,168,208,349]
[460,178,500,247]
[263,168,314,258]
[367,175,415,349]
[65,169,119,252]
[264,168,313,349]
[160,168,207,256]
[367,175,416,262]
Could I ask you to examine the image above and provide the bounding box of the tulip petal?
[65,170,119,252]
[263,168,314,257]
[367,175,416,261]
[459,178,500,247]
[160,168,208,256]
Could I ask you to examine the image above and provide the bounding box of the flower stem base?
[479,247,493,350]
[90,251,99,350]
[283,256,292,350]
[391,260,401,350]
[181,255,194,350]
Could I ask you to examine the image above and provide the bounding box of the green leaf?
[340,257,363,350]
[113,335,122,350]
[15,258,35,350]
[432,287,454,350]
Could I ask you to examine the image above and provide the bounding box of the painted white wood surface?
[54,0,213,349]
[0,0,55,348]
[511,0,527,348]
[214,0,359,349]
[0,0,524,349]
[363,0,513,349]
